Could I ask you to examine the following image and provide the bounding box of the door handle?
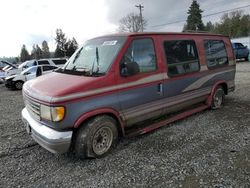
[157,83,163,96]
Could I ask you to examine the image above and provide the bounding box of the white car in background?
[19,58,67,70]
[4,58,68,79]
[5,65,58,90]
[0,61,19,81]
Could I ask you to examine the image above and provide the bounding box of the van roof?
[97,32,227,38]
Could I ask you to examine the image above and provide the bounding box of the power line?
[149,4,250,28]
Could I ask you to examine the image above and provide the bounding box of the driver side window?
[121,38,157,76]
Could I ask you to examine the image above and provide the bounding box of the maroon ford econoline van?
[22,32,236,158]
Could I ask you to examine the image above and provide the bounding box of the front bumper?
[5,79,15,88]
[22,108,72,154]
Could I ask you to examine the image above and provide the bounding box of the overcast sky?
[0,0,250,57]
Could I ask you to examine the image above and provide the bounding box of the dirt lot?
[0,62,249,188]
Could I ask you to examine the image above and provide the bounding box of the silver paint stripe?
[182,69,235,92]
[121,87,211,120]
[24,73,168,103]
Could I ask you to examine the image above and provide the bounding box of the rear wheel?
[15,81,23,90]
[74,115,118,159]
[211,86,225,109]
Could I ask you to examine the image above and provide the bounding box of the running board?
[125,104,209,137]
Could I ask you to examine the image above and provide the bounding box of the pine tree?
[41,40,50,58]
[205,21,214,31]
[54,28,67,57]
[31,44,37,59]
[205,11,250,38]
[36,45,43,59]
[20,45,30,62]
[66,37,78,57]
[184,0,204,31]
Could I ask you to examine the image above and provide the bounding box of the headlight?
[40,104,65,122]
[40,105,51,121]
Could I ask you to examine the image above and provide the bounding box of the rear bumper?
[21,108,72,154]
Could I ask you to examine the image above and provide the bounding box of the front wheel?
[211,86,225,109]
[74,115,118,159]
[15,81,23,90]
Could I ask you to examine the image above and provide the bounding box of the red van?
[22,32,236,158]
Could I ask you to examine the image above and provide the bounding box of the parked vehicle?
[5,65,58,90]
[3,58,66,80]
[0,60,17,70]
[0,71,4,83]
[22,32,236,158]
[232,42,249,61]
[19,58,67,70]
[1,65,21,80]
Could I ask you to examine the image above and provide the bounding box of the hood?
[23,72,113,103]
[5,74,16,80]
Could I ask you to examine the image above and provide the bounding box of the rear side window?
[38,60,50,65]
[204,40,228,69]
[42,66,58,71]
[164,40,200,76]
[235,43,244,48]
[52,59,67,65]
[123,38,157,74]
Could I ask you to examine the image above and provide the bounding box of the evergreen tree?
[20,45,30,62]
[31,44,37,59]
[30,44,43,59]
[54,28,67,57]
[41,40,50,58]
[205,21,214,31]
[184,0,204,31]
[66,37,78,57]
[36,44,43,59]
[205,11,250,38]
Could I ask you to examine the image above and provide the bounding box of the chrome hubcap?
[92,127,113,155]
[214,89,223,108]
[16,82,23,89]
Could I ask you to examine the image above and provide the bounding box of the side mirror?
[120,61,140,77]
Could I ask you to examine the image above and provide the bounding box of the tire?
[15,81,23,90]
[245,56,249,62]
[74,115,118,159]
[211,86,225,110]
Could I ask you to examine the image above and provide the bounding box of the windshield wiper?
[90,47,99,75]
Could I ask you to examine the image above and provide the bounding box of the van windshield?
[57,36,127,76]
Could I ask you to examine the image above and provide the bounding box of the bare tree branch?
[118,13,147,32]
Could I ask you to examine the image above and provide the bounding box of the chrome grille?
[24,97,41,120]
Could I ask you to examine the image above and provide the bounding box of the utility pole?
[135,4,144,32]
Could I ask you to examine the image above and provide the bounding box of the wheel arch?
[207,80,228,106]
[73,108,125,137]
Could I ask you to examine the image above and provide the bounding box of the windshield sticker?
[103,40,117,46]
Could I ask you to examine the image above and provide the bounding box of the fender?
[73,108,125,136]
[206,80,227,106]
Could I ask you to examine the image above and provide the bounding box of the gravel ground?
[0,62,249,188]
